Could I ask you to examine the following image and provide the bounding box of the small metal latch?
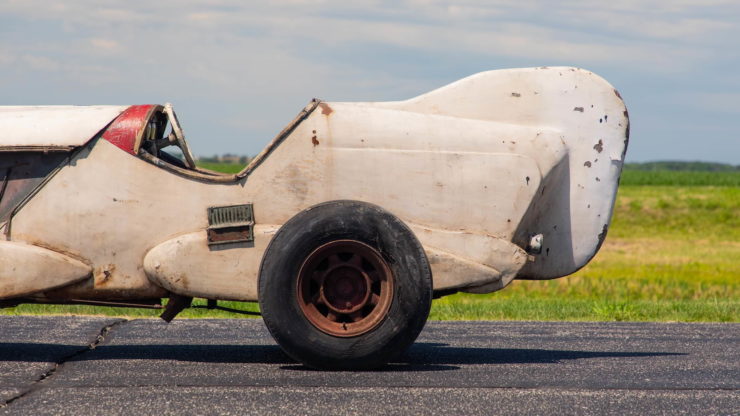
[206,204,254,245]
[527,233,544,254]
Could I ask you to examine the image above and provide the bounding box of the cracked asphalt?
[0,317,737,415]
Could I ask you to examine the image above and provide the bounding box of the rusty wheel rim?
[296,240,394,337]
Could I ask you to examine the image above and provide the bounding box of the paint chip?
[318,102,333,115]
[594,139,604,153]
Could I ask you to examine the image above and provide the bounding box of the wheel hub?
[321,266,370,314]
[296,240,394,337]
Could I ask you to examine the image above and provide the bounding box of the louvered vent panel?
[206,204,254,245]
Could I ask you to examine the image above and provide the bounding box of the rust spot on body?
[95,264,116,286]
[318,102,333,115]
[178,274,189,289]
[312,136,320,146]
[593,139,604,153]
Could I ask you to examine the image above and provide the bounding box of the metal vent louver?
[207,204,254,245]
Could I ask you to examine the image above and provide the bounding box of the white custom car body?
[0,67,629,369]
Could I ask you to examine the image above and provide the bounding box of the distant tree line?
[197,154,253,164]
[624,161,740,172]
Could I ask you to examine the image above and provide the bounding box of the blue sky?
[1,1,738,163]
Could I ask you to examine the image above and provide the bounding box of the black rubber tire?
[258,200,432,370]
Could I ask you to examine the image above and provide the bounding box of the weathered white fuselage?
[0,67,629,303]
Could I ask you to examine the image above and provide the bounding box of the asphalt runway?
[0,316,737,415]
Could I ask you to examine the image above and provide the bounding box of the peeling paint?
[318,102,333,115]
[598,224,609,244]
[95,264,115,286]
[593,139,604,153]
[573,107,584,112]
[624,110,631,141]
[311,130,320,146]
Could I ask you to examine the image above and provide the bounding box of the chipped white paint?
[0,241,91,298]
[0,106,127,150]
[2,67,628,302]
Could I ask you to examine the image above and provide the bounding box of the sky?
[1,0,738,163]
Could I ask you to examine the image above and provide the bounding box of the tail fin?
[381,67,629,279]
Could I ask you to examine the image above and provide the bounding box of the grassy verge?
[197,162,246,174]
[432,185,739,321]
[433,237,738,322]
[620,170,740,186]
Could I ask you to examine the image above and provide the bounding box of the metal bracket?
[160,294,193,322]
[206,203,254,245]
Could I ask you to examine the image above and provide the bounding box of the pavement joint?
[0,318,128,409]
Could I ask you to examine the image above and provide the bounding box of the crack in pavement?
[0,319,128,409]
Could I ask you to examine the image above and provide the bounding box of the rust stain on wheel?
[296,240,394,337]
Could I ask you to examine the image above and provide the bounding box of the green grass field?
[433,184,738,322]
[2,164,738,322]
[197,161,246,174]
[620,170,740,186]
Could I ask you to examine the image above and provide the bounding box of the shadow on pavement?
[282,343,686,372]
[405,342,686,365]
[0,343,292,364]
[0,341,685,371]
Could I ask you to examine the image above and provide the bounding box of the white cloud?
[0,0,737,160]
[89,38,121,51]
[1,1,735,72]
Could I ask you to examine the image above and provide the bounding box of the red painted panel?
[102,105,156,154]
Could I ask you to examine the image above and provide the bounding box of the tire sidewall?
[259,200,432,370]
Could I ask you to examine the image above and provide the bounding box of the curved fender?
[409,224,528,293]
[0,241,91,299]
[143,225,278,302]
